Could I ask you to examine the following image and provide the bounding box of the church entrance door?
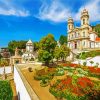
[75,42,77,49]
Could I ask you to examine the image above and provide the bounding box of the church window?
[75,32,77,38]
[83,19,85,24]
[69,25,70,30]
[72,34,73,39]
[69,35,70,40]
[83,41,85,46]
[83,32,85,37]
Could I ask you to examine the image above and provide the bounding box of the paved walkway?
[21,69,56,100]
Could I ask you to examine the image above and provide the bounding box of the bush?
[0,80,13,100]
[55,68,65,76]
[40,79,49,87]
[28,67,33,72]
[34,75,43,80]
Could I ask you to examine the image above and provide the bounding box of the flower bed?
[49,76,96,100]
[88,67,100,74]
[88,67,100,79]
[63,63,78,67]
[54,68,65,76]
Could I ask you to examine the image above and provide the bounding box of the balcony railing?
[68,36,89,41]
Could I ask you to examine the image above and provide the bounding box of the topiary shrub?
[28,67,33,72]
[0,80,13,100]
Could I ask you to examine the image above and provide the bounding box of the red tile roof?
[96,37,100,42]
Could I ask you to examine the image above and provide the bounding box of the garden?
[34,62,100,100]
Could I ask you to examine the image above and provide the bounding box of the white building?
[67,9,100,53]
[22,40,35,62]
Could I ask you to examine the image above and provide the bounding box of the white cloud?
[0,0,30,17]
[74,0,100,22]
[0,8,30,17]
[37,0,71,22]
[37,0,100,23]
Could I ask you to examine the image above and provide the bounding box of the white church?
[22,40,35,62]
[67,9,100,53]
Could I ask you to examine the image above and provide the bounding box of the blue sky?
[0,0,100,47]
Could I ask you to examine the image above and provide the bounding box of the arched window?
[69,25,70,30]
[83,41,85,46]
[75,32,77,38]
[69,35,70,40]
[72,34,73,39]
[83,19,85,24]
[83,32,85,37]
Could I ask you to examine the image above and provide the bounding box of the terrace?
[14,62,100,100]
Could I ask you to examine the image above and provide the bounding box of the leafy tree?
[33,42,39,51]
[92,24,100,37]
[8,40,27,55]
[0,54,3,59]
[54,44,70,61]
[0,80,13,100]
[38,34,57,66]
[0,59,9,67]
[59,44,70,61]
[59,35,67,45]
[54,46,61,61]
[38,50,52,66]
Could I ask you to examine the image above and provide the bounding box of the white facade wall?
[90,33,97,41]
[95,42,100,48]
[0,66,11,74]
[14,67,31,100]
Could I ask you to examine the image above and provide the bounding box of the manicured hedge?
[0,80,13,100]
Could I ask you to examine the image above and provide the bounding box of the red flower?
[77,77,93,88]
[88,67,100,74]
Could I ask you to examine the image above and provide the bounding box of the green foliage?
[95,63,99,68]
[33,42,39,51]
[38,34,57,65]
[77,50,100,59]
[38,50,52,65]
[59,35,67,45]
[54,44,70,61]
[0,80,13,100]
[92,24,100,37]
[60,44,70,61]
[8,40,27,55]
[0,59,9,67]
[54,46,61,61]
[90,61,94,66]
[55,68,65,76]
[0,54,3,59]
[83,62,87,66]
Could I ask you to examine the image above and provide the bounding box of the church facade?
[22,40,35,62]
[67,9,100,53]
